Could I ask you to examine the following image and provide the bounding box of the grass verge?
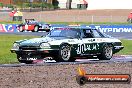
[117,39,132,55]
[0,34,39,64]
[0,21,22,24]
[0,34,131,64]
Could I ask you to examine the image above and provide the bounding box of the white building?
[58,0,88,9]
[57,0,132,9]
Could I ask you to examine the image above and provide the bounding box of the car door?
[28,23,36,31]
[79,29,102,55]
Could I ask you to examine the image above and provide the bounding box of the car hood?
[20,37,55,47]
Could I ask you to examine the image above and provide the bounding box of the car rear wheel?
[19,26,23,32]
[98,44,113,60]
[34,26,39,32]
[55,44,75,62]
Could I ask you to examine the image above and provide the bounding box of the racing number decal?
[76,44,86,54]
[76,43,99,54]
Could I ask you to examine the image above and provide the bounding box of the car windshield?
[102,33,113,38]
[47,28,80,38]
[24,19,38,24]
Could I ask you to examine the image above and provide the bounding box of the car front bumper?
[11,49,59,60]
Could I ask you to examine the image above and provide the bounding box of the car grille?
[19,46,40,50]
[21,54,42,60]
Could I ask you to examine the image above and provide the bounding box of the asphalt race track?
[0,32,132,39]
[0,55,132,67]
[106,32,132,39]
[0,32,132,66]
[0,32,129,39]
[0,32,48,37]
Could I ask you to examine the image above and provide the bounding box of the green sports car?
[11,26,124,64]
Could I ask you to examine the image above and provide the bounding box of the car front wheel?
[19,26,23,32]
[34,26,39,32]
[55,44,75,62]
[98,44,113,60]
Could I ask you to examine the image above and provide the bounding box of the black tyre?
[98,44,113,60]
[19,26,23,32]
[76,76,87,86]
[55,44,75,62]
[34,26,39,32]
[45,29,50,32]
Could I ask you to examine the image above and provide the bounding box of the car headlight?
[40,43,50,48]
[12,43,19,49]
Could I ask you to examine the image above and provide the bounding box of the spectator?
[127,12,132,23]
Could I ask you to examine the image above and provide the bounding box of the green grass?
[0,21,22,24]
[0,35,131,64]
[117,39,132,55]
[0,35,39,64]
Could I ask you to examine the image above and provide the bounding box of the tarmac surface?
[0,55,131,67]
[0,9,131,22]
[0,31,132,39]
[22,9,131,22]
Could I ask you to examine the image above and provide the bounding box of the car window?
[82,29,93,38]
[92,29,103,38]
[48,28,80,38]
[49,29,61,36]
[24,19,37,24]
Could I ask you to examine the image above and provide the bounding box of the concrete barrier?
[88,25,132,33]
[0,24,18,32]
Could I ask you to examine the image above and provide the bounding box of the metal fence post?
[91,15,94,24]
[110,15,112,23]
[39,13,41,22]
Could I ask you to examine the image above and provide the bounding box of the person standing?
[127,12,132,23]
